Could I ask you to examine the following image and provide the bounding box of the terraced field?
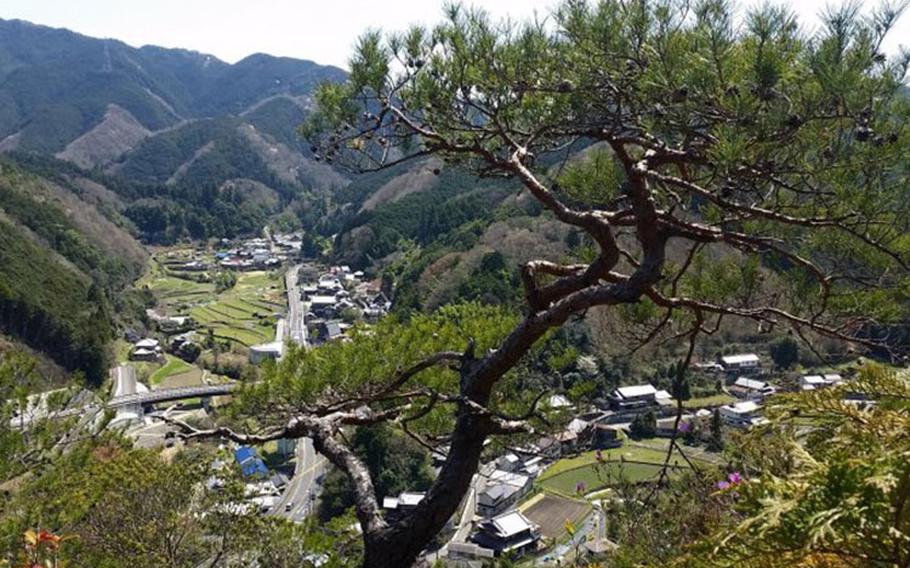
[143,256,285,348]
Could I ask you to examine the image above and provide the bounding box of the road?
[271,437,326,521]
[111,365,137,397]
[269,263,321,521]
[285,264,309,347]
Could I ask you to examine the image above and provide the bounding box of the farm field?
[521,493,591,540]
[142,252,285,349]
[537,441,719,496]
[149,356,195,386]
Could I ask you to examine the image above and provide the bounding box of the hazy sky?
[2,1,907,69]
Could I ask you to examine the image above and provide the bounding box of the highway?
[269,262,324,521]
[271,437,327,520]
[111,365,137,397]
[285,264,309,347]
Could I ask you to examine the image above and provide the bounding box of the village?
[5,224,882,566]
[120,261,866,567]
[59,227,865,566]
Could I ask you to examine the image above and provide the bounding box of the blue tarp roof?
[234,446,268,477]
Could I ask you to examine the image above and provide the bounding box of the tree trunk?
[361,401,490,568]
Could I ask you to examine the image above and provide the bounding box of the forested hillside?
[0,158,145,383]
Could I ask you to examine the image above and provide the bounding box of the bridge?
[107,383,239,408]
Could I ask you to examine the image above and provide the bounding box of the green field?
[538,443,718,496]
[149,356,194,385]
[142,252,284,349]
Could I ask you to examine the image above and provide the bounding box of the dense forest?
[0,158,144,383]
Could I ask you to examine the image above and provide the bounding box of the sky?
[2,1,907,69]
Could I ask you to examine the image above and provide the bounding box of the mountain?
[0,156,147,383]
[0,18,346,155]
[0,18,352,243]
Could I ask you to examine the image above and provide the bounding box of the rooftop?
[733,377,768,390]
[723,400,761,414]
[489,511,534,538]
[614,384,657,399]
[720,353,760,365]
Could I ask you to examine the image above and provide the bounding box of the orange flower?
[37,530,61,549]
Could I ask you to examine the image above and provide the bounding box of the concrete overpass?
[107,383,239,408]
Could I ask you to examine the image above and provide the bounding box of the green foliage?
[319,425,434,520]
[630,410,657,439]
[214,270,238,293]
[233,303,520,431]
[0,352,78,482]
[0,440,359,567]
[689,365,910,567]
[770,337,800,369]
[0,218,111,384]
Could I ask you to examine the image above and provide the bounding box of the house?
[382,491,425,515]
[800,374,843,391]
[134,338,159,350]
[519,456,544,477]
[719,401,765,428]
[730,377,776,400]
[130,338,162,362]
[234,446,269,478]
[654,389,675,409]
[496,453,521,473]
[129,348,159,362]
[533,436,562,458]
[249,341,284,364]
[315,321,344,344]
[607,384,658,411]
[591,424,624,449]
[471,511,540,557]
[719,354,761,373]
[477,470,532,517]
[656,415,695,437]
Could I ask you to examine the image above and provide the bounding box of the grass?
[149,356,193,385]
[537,440,721,496]
[539,446,674,481]
[540,462,668,495]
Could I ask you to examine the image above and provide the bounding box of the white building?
[472,511,540,557]
[719,400,766,428]
[719,353,761,372]
[731,377,776,400]
[800,374,843,391]
[249,341,284,364]
[608,384,658,410]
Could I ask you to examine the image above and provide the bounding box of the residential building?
[382,491,425,520]
[471,511,540,557]
[730,377,776,400]
[800,374,843,391]
[719,353,761,373]
[607,384,658,410]
[234,446,269,478]
[591,424,624,449]
[477,470,532,517]
[719,400,765,428]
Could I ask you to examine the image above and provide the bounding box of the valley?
[1,4,909,568]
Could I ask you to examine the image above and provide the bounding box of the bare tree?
[168,1,910,566]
